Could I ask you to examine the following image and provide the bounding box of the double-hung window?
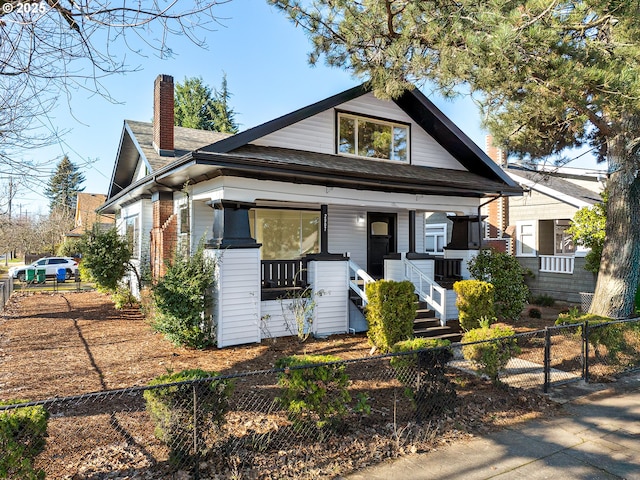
[516,221,536,257]
[125,215,140,259]
[425,223,447,255]
[338,113,409,162]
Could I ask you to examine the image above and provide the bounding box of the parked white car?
[9,257,79,282]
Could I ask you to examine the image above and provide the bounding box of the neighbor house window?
[125,215,140,259]
[425,223,447,255]
[555,220,575,255]
[338,113,409,162]
[516,221,536,257]
[249,209,321,260]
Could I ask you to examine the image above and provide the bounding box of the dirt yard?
[0,291,565,479]
[0,291,565,401]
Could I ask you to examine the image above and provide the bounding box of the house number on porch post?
[321,204,329,254]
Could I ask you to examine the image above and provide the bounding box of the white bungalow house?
[100,75,521,348]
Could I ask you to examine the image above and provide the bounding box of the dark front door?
[367,213,397,278]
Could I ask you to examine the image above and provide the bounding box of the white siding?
[118,199,152,296]
[192,199,213,248]
[444,249,478,280]
[211,248,261,348]
[260,300,297,339]
[328,205,367,267]
[252,92,466,171]
[308,260,349,336]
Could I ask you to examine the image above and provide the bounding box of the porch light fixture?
[356,213,366,225]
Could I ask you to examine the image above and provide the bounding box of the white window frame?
[425,222,447,255]
[516,220,536,257]
[554,220,575,256]
[337,112,410,163]
[125,215,140,259]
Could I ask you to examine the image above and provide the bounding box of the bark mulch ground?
[0,291,563,479]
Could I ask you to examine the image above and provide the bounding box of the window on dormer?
[338,113,409,162]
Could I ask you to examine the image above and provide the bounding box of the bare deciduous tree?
[0,0,229,177]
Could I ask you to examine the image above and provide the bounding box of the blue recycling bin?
[56,268,67,283]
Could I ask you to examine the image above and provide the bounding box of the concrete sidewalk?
[344,373,640,480]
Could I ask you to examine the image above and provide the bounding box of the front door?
[367,213,397,278]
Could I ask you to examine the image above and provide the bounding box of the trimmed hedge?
[0,401,49,480]
[453,280,495,331]
[143,369,233,465]
[462,325,519,384]
[390,338,455,420]
[276,355,351,429]
[365,280,417,352]
[555,312,638,364]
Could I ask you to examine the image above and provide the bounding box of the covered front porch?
[199,193,481,348]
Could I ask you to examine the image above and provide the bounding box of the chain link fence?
[1,318,639,479]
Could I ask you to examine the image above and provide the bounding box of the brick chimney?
[153,74,174,156]
[485,134,507,167]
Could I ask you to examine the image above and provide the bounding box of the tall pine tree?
[272,0,640,319]
[45,156,85,215]
[174,75,238,133]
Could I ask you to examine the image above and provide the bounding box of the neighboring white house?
[100,75,522,348]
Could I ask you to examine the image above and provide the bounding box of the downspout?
[477,194,503,249]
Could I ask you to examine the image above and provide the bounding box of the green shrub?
[390,338,456,420]
[453,280,495,331]
[78,226,133,292]
[555,313,635,364]
[112,286,138,310]
[276,355,351,429]
[468,249,529,321]
[143,369,233,466]
[365,280,417,352]
[0,401,49,480]
[528,307,542,319]
[530,294,555,307]
[152,243,216,349]
[462,324,520,384]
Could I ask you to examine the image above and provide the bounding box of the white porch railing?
[348,260,375,306]
[539,255,574,274]
[403,259,447,324]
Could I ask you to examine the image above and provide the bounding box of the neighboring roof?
[506,166,603,208]
[66,192,115,237]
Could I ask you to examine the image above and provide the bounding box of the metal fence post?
[543,327,551,393]
[583,321,590,383]
[193,384,200,480]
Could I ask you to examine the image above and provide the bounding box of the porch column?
[207,199,257,248]
[206,199,262,348]
[321,204,329,254]
[408,210,416,254]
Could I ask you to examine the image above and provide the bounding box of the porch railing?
[434,258,462,281]
[539,255,574,274]
[348,260,375,306]
[261,259,307,289]
[403,258,447,324]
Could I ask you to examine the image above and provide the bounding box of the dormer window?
[338,112,409,162]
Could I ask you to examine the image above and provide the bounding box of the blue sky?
[16,0,603,215]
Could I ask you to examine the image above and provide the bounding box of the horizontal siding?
[261,299,299,339]
[252,92,466,171]
[309,260,349,336]
[192,200,212,248]
[328,205,367,267]
[509,190,579,223]
[215,249,261,347]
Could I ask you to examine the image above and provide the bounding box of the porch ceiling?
[155,145,522,198]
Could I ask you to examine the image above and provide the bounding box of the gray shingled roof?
[506,167,602,205]
[127,120,231,171]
